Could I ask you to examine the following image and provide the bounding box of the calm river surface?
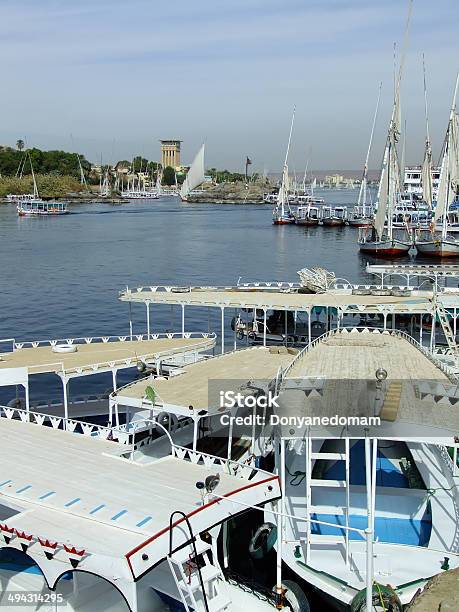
[0,188,408,401]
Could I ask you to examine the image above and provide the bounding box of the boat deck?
[114,346,295,411]
[0,336,214,376]
[0,417,278,583]
[120,286,433,314]
[280,330,458,437]
[287,331,447,380]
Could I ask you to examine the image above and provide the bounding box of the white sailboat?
[180,144,205,202]
[273,109,296,224]
[349,83,382,228]
[359,3,413,256]
[17,154,68,216]
[415,74,459,257]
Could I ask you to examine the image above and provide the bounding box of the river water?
[0,188,405,402]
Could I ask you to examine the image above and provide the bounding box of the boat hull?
[295,218,319,226]
[415,239,459,258]
[273,218,295,225]
[348,218,373,228]
[322,219,346,227]
[359,239,411,257]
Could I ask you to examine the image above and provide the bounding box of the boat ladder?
[168,536,231,612]
[436,303,458,357]
[305,437,351,566]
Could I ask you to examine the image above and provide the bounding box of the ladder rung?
[311,452,346,461]
[311,479,346,488]
[179,565,222,591]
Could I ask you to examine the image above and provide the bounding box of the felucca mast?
[277,106,295,217]
[358,82,382,215]
[421,54,433,209]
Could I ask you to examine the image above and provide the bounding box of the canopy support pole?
[263,309,267,347]
[128,302,133,341]
[181,304,185,338]
[62,377,69,428]
[146,302,150,337]
[221,307,225,354]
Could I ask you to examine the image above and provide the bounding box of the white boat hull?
[359,238,411,257]
[415,239,459,257]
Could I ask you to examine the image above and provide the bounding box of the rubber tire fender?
[276,580,310,612]
[248,522,277,559]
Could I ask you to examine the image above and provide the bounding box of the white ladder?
[437,303,458,355]
[306,438,351,565]
[168,536,231,612]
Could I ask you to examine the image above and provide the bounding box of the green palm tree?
[16,139,25,151]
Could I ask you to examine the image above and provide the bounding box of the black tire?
[278,580,310,612]
[248,522,277,559]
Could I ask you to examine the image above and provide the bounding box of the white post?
[227,415,234,460]
[192,418,198,451]
[276,438,285,605]
[181,304,185,338]
[129,302,133,341]
[146,302,150,337]
[454,308,457,338]
[430,312,436,351]
[25,383,30,417]
[308,309,312,344]
[364,437,374,610]
[263,309,267,347]
[383,313,387,331]
[250,405,257,454]
[62,377,69,427]
[112,369,117,391]
[420,313,423,346]
[345,437,350,567]
[221,306,225,354]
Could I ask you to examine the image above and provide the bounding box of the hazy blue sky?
[0,0,457,171]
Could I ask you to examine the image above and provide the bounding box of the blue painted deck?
[321,440,410,488]
[311,513,432,546]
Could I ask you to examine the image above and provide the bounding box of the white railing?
[0,405,129,443]
[171,445,266,481]
[275,326,458,390]
[4,331,216,352]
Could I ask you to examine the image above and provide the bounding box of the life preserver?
[249,522,277,559]
[7,397,25,410]
[236,330,245,340]
[350,583,402,612]
[248,331,257,341]
[155,412,178,434]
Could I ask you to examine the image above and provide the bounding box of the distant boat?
[415,74,459,257]
[180,144,205,202]
[121,157,159,200]
[349,83,381,228]
[273,109,296,225]
[358,9,412,257]
[16,154,68,216]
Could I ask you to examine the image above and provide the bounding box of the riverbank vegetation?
[0,174,86,198]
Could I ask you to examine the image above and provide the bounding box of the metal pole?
[181,304,185,338]
[420,313,423,346]
[221,307,225,354]
[146,302,150,337]
[227,416,234,460]
[25,383,30,417]
[308,309,312,344]
[364,437,374,610]
[128,301,133,341]
[263,309,267,347]
[276,438,285,604]
[112,369,117,391]
[62,378,69,427]
[192,418,198,451]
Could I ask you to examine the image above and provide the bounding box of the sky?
[0,0,458,171]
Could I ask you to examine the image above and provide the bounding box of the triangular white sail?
[434,75,459,227]
[180,144,205,199]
